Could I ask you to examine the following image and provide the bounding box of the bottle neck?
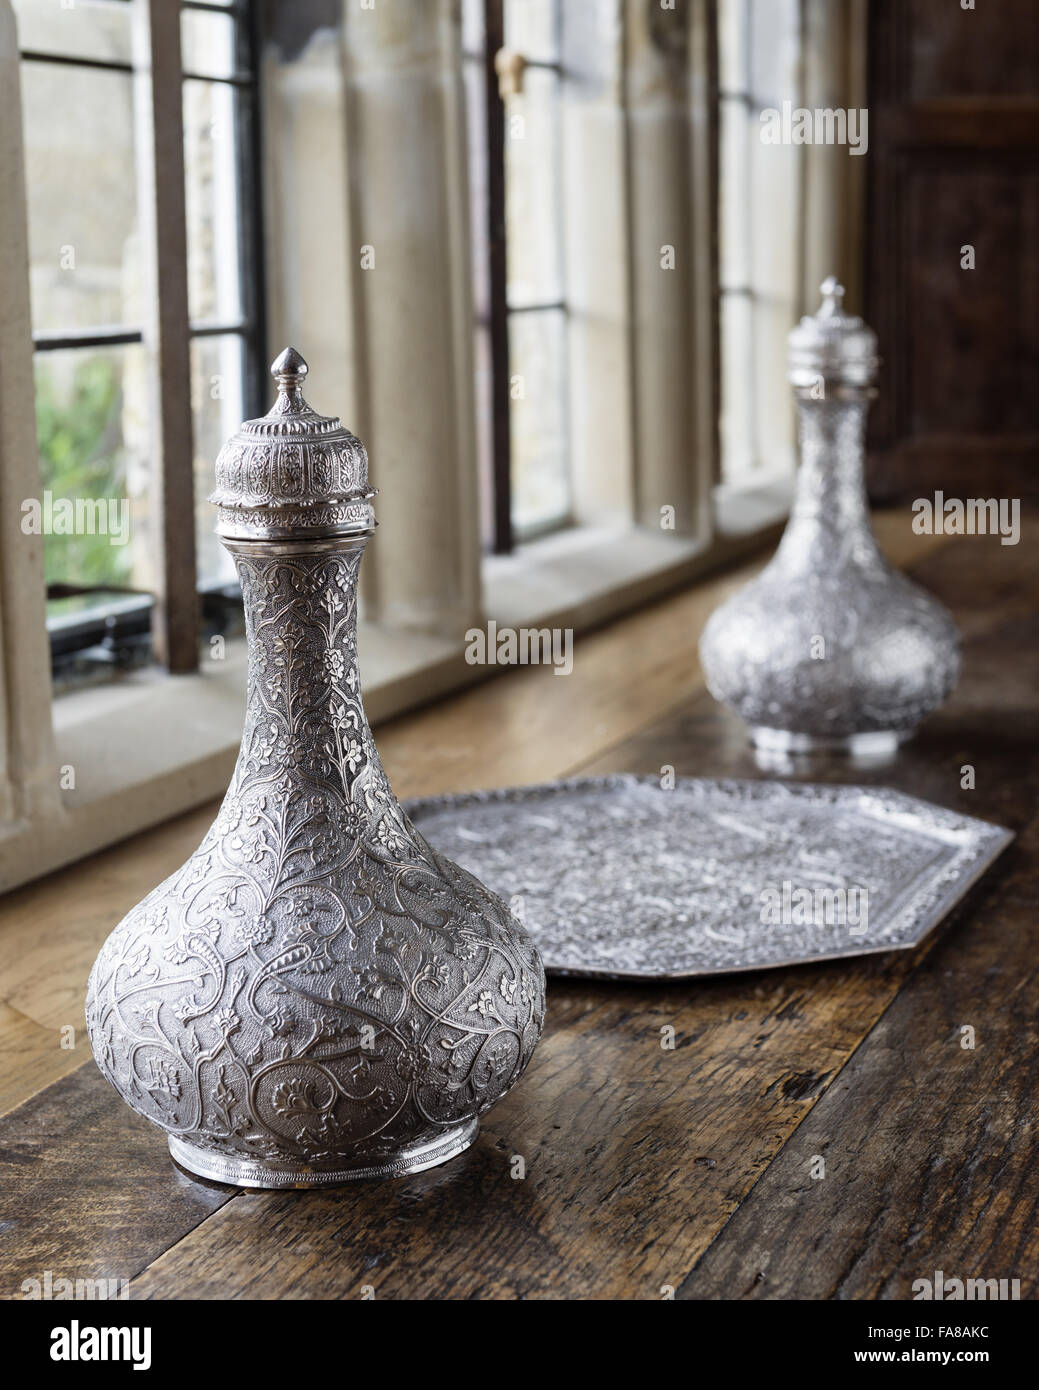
[229,540,387,810]
[777,395,878,564]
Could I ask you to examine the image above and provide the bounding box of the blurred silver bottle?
[87,349,545,1187]
[700,278,960,755]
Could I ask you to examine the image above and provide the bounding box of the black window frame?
[20,0,267,676]
[465,0,570,556]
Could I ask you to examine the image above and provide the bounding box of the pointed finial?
[270,346,309,402]
[819,276,845,317]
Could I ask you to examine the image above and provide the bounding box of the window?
[463,0,569,554]
[717,0,803,488]
[14,0,264,677]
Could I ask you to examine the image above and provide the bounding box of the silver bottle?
[700,279,960,755]
[86,349,546,1187]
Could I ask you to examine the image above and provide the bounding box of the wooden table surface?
[1,511,1036,1300]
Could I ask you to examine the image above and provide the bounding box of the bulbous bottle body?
[87,539,545,1187]
[700,396,960,751]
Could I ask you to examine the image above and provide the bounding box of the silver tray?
[405,777,1013,981]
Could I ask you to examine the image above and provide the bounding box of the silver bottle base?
[750,726,906,757]
[168,1118,479,1189]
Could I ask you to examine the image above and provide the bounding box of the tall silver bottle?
[87,350,546,1187]
[700,278,960,755]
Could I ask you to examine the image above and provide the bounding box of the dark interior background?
[866,0,1039,501]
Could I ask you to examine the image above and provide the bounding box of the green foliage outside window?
[35,356,132,612]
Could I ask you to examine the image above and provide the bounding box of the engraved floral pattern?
[406,776,1012,981]
[86,546,545,1177]
[699,399,960,741]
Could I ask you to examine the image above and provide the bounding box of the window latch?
[494,48,526,99]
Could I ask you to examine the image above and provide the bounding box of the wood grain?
[0,1003,89,1119]
[0,1064,233,1295]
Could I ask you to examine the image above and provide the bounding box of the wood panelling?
[866,1,1039,499]
[907,167,1039,436]
[903,0,1039,101]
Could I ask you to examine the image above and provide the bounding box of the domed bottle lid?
[210,348,375,541]
[787,277,879,391]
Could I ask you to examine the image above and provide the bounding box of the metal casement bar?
[182,70,253,87]
[22,60,251,88]
[476,305,568,330]
[20,61,253,89]
[236,0,268,419]
[505,300,567,316]
[19,49,133,74]
[183,0,250,15]
[463,55,561,74]
[705,0,722,490]
[34,328,144,351]
[483,0,512,555]
[133,0,199,673]
[462,54,562,74]
[189,319,250,339]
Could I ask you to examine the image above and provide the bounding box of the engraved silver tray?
[405,777,1013,981]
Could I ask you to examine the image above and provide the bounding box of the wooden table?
[1,511,1036,1300]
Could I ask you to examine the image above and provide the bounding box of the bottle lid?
[210,348,375,541]
[787,277,879,391]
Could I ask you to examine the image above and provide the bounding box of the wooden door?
[865,0,1039,500]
